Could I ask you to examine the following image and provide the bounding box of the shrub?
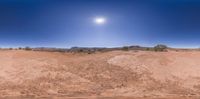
[87,49,95,54]
[146,48,150,51]
[154,44,167,52]
[25,46,32,50]
[122,46,129,51]
[78,49,83,52]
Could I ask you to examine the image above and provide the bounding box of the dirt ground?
[0,50,200,99]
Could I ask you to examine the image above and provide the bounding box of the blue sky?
[0,0,200,48]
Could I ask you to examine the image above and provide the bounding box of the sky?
[0,0,200,48]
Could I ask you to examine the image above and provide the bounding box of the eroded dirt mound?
[0,50,200,98]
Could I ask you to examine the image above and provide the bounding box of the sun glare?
[94,17,106,25]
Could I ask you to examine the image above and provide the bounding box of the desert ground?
[0,50,200,99]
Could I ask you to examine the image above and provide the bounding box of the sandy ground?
[0,50,200,99]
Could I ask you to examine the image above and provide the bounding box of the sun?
[94,17,106,25]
